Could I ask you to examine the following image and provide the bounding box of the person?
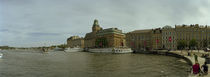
[201,62,208,75]
[192,62,201,74]
[194,54,198,62]
[188,51,190,56]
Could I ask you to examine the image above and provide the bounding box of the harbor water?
[0,50,190,77]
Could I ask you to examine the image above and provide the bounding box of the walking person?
[194,54,198,62]
[201,62,208,75]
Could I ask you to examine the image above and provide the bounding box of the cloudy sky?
[0,0,210,47]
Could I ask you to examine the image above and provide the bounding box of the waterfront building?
[162,26,177,50]
[84,19,126,48]
[67,36,84,48]
[174,24,210,49]
[126,29,152,51]
[84,19,102,48]
[126,24,210,51]
[126,28,162,51]
[151,28,162,50]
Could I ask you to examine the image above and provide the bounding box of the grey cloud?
[0,29,9,32]
[0,0,210,47]
[28,32,61,36]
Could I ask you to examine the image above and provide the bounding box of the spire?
[93,19,99,27]
[92,19,102,32]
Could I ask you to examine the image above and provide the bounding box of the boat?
[112,48,133,53]
[0,53,3,58]
[88,47,133,53]
[207,48,210,52]
[204,48,210,52]
[64,47,83,52]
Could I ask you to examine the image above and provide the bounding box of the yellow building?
[174,24,210,49]
[151,28,162,50]
[96,28,126,48]
[84,19,102,48]
[126,29,151,51]
[67,36,84,48]
[127,24,210,51]
[126,28,162,51]
[84,19,126,48]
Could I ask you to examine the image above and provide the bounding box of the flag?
[156,39,159,43]
[99,42,102,46]
[169,36,172,42]
[144,40,147,46]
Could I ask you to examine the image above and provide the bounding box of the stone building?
[174,24,210,49]
[126,24,210,51]
[84,19,102,48]
[84,19,126,48]
[126,29,152,51]
[67,36,84,48]
[126,28,162,51]
[151,28,162,50]
[162,26,177,50]
[96,28,126,48]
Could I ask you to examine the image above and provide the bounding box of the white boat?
[88,47,133,53]
[64,47,83,52]
[0,53,3,58]
[207,48,210,51]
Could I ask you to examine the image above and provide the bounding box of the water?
[0,50,190,77]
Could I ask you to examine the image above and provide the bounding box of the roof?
[129,29,152,33]
[96,28,124,36]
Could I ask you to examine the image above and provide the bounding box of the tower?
[92,19,102,33]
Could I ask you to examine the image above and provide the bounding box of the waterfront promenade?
[170,50,210,77]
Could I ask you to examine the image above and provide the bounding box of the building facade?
[126,28,162,51]
[162,26,177,50]
[96,28,126,48]
[126,29,152,51]
[84,19,126,48]
[174,24,210,49]
[126,24,210,51]
[67,36,84,48]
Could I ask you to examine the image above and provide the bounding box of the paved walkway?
[170,50,210,77]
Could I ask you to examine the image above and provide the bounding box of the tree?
[203,40,208,48]
[57,44,67,50]
[177,40,187,50]
[189,39,197,50]
[95,37,108,48]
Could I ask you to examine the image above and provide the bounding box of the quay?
[140,50,210,77]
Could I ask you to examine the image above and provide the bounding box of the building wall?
[174,24,210,49]
[67,36,84,48]
[126,24,210,51]
[126,30,152,51]
[151,28,162,50]
[84,20,126,48]
[162,26,177,50]
[96,33,125,48]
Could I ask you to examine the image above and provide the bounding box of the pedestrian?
[188,51,191,56]
[192,62,201,74]
[201,62,208,75]
[194,54,198,62]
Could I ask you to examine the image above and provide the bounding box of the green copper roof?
[96,28,124,35]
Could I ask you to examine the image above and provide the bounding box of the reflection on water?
[0,50,190,77]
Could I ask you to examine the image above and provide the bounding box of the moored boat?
[64,47,83,52]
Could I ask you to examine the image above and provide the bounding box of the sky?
[0,0,210,47]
